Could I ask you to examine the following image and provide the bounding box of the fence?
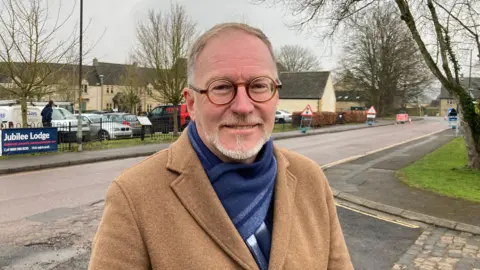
[1,119,181,152]
[291,111,368,128]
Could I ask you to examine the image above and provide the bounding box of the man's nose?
[230,86,254,115]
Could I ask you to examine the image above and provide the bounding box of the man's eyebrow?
[205,74,274,86]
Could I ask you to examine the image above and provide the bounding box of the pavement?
[325,130,480,233]
[0,119,397,175]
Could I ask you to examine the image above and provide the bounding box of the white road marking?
[321,128,449,169]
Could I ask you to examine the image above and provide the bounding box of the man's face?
[184,30,279,163]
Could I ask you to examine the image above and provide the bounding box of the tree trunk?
[457,98,480,169]
[20,97,28,128]
[172,105,179,136]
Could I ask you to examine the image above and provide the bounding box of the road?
[0,117,448,223]
[0,117,448,269]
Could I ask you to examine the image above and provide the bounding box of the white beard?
[206,131,270,161]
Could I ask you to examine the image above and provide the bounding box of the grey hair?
[187,22,278,86]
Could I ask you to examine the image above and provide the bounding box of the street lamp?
[76,0,84,151]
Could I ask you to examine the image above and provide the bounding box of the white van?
[0,103,42,128]
[31,101,74,114]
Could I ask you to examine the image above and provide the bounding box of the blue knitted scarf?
[188,121,276,268]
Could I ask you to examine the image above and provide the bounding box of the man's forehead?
[194,31,276,82]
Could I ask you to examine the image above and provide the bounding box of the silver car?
[77,114,133,140]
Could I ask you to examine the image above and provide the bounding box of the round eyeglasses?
[188,76,282,105]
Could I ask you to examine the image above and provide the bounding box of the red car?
[147,104,190,133]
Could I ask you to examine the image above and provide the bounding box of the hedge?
[292,110,367,127]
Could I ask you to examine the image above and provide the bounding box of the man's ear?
[184,88,195,121]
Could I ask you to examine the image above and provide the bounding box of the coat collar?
[168,129,298,270]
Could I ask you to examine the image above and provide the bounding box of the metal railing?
[1,119,182,152]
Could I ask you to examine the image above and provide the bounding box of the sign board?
[367,106,376,115]
[137,116,152,126]
[396,114,409,122]
[1,128,58,156]
[301,104,314,116]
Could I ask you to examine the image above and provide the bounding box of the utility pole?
[77,0,84,152]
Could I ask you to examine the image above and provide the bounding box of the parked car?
[275,110,292,123]
[89,110,109,115]
[147,104,190,134]
[104,113,142,136]
[51,107,91,142]
[32,101,75,114]
[76,114,133,141]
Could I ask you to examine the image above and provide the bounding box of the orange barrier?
[396,113,409,123]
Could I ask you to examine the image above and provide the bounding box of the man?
[89,23,353,269]
[41,100,54,127]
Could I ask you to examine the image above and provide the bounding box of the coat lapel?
[268,147,298,270]
[168,130,258,270]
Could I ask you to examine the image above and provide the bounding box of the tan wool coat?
[88,130,354,269]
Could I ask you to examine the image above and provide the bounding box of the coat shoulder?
[275,146,330,192]
[276,146,324,174]
[111,148,175,197]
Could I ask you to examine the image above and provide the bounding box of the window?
[448,99,455,105]
[151,107,164,116]
[147,104,152,112]
[124,114,138,121]
[52,108,76,121]
[83,85,88,93]
[111,86,114,93]
[147,84,154,96]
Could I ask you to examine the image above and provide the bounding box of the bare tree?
[55,68,79,104]
[0,0,80,126]
[275,44,320,71]
[117,63,142,114]
[254,0,480,169]
[340,4,432,115]
[134,3,197,136]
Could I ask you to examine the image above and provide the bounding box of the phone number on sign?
[5,147,30,151]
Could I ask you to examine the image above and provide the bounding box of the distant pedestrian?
[41,100,54,127]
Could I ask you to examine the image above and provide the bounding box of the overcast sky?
[53,0,339,71]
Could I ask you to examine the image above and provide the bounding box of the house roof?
[0,62,100,86]
[438,77,480,99]
[0,58,186,87]
[335,91,366,102]
[278,71,330,99]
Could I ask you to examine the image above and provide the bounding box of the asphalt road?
[337,205,421,270]
[0,117,448,269]
[0,117,448,223]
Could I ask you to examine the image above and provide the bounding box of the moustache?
[218,116,264,127]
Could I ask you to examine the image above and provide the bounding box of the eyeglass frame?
[188,76,282,105]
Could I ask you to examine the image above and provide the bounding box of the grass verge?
[273,123,297,133]
[397,137,480,202]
